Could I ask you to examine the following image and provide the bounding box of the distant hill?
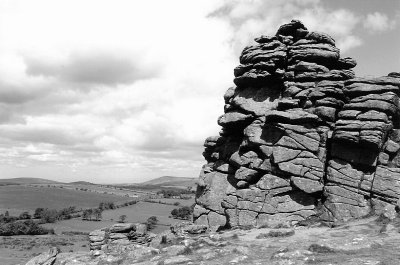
[137,176,197,189]
[69,181,96,185]
[0,177,63,185]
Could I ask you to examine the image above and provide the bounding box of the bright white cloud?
[0,0,393,183]
[363,12,396,32]
[210,0,364,55]
[0,0,234,182]
[336,35,363,54]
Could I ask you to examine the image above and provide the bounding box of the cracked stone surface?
[25,216,400,265]
[194,20,400,230]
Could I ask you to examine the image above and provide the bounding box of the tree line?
[156,189,194,198]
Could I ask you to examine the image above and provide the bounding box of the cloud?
[209,0,363,54]
[0,0,395,182]
[363,12,396,32]
[336,35,363,54]
[25,51,161,87]
[0,0,234,182]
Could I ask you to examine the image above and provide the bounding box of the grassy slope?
[0,178,63,185]
[137,176,197,187]
[43,200,192,234]
[0,185,128,213]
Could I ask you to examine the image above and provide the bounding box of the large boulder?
[25,247,59,265]
[194,20,400,228]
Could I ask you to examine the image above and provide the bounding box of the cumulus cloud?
[363,12,396,32]
[0,0,395,183]
[0,0,234,182]
[209,0,363,54]
[336,35,363,54]
[25,51,161,87]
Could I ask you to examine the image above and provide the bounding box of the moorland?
[0,176,196,265]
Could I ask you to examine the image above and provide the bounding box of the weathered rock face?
[89,223,151,251]
[194,20,400,230]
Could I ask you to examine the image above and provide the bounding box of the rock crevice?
[194,20,400,230]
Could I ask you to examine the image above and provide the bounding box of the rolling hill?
[136,176,197,188]
[69,181,96,185]
[0,177,63,185]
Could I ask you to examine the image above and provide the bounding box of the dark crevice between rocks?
[330,140,378,173]
[322,133,332,188]
[226,173,239,188]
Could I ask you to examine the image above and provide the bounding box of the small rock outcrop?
[25,247,59,265]
[194,20,400,230]
[89,223,151,250]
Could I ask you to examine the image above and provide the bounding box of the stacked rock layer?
[89,223,149,250]
[194,20,400,230]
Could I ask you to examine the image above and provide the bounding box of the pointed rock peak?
[275,19,308,38]
[388,72,400,78]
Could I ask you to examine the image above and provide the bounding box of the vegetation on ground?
[0,185,128,212]
[156,189,194,198]
[146,216,158,231]
[119,215,127,223]
[0,220,54,236]
[170,205,195,220]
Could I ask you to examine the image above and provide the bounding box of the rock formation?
[89,223,150,251]
[194,20,400,230]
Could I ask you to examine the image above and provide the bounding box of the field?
[145,198,194,207]
[2,199,194,265]
[46,183,157,197]
[0,185,131,215]
[43,200,192,234]
[0,177,196,264]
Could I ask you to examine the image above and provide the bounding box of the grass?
[255,229,295,239]
[43,201,193,234]
[0,184,195,234]
[144,198,194,207]
[0,184,195,265]
[0,234,88,265]
[0,185,129,214]
[308,243,336,253]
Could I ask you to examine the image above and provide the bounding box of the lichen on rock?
[193,19,400,230]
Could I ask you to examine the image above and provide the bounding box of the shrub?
[82,209,92,221]
[34,208,45,219]
[256,229,295,239]
[93,208,103,221]
[41,209,58,223]
[308,243,336,253]
[170,206,193,220]
[157,189,193,198]
[119,215,127,223]
[82,208,102,221]
[0,214,17,224]
[0,220,51,236]
[19,212,31,220]
[34,207,77,223]
[99,202,115,210]
[146,216,158,231]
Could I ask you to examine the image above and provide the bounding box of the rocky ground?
[0,234,88,265]
[26,214,400,265]
[23,18,400,265]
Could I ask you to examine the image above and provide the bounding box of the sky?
[0,0,399,183]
